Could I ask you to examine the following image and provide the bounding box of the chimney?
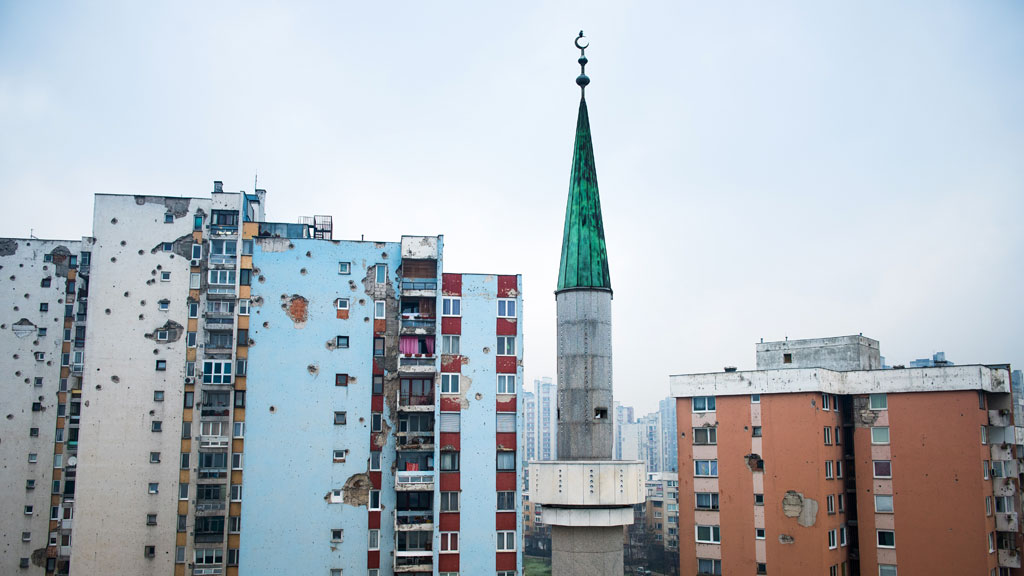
[213,181,223,193]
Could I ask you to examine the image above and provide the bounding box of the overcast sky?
[2,2,1021,414]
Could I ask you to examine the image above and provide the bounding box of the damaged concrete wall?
[240,238,403,576]
[0,238,83,570]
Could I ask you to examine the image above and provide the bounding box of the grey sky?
[2,2,1021,414]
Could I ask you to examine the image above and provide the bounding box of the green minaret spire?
[557,31,612,293]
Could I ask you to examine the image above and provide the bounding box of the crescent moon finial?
[574,31,590,94]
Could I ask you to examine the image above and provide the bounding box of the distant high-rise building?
[659,397,678,473]
[672,335,1021,576]
[614,402,635,459]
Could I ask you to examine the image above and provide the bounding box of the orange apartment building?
[671,335,1021,576]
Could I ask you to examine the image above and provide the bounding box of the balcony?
[195,532,224,544]
[396,510,434,531]
[397,431,434,450]
[998,513,1020,532]
[401,279,437,297]
[399,355,436,373]
[198,467,228,480]
[201,406,231,418]
[198,436,230,450]
[394,552,433,573]
[400,314,436,335]
[395,470,435,491]
[208,254,237,268]
[398,391,435,412]
[193,568,223,576]
[999,548,1022,569]
[195,501,226,514]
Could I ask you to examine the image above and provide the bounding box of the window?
[497,336,516,356]
[986,496,993,516]
[371,413,382,432]
[335,298,350,311]
[497,491,516,511]
[158,299,170,310]
[498,299,516,318]
[40,302,49,312]
[184,391,194,408]
[755,528,765,540]
[232,453,243,470]
[825,461,834,479]
[150,452,161,463]
[840,525,847,546]
[29,427,39,437]
[202,360,233,384]
[160,271,171,282]
[164,213,174,223]
[179,483,189,500]
[696,493,720,510]
[497,530,516,551]
[155,360,166,371]
[981,425,988,445]
[148,483,159,494]
[871,427,890,444]
[692,396,716,412]
[441,373,460,394]
[238,299,250,315]
[334,373,349,387]
[822,394,830,410]
[374,300,385,319]
[195,549,223,565]
[757,563,767,575]
[241,239,252,255]
[373,375,384,395]
[233,422,245,438]
[879,566,898,576]
[338,262,350,275]
[827,495,835,514]
[828,529,837,549]
[993,460,1008,478]
[373,337,385,356]
[824,426,832,445]
[227,549,239,566]
[996,495,1014,513]
[230,484,242,501]
[370,451,381,471]
[24,506,34,515]
[181,453,190,469]
[835,426,842,444]
[497,451,515,471]
[369,490,380,510]
[497,374,516,394]
[440,412,461,432]
[236,359,247,376]
[190,273,201,289]
[877,530,895,548]
[754,493,764,505]
[869,393,887,410]
[442,297,461,316]
[752,426,762,437]
[440,532,459,553]
[440,451,460,471]
[374,264,387,283]
[697,559,722,575]
[441,491,460,512]
[334,412,347,425]
[873,460,892,478]
[147,514,158,526]
[496,412,516,433]
[334,335,349,348]
[751,393,760,403]
[783,353,792,364]
[984,460,990,479]
[695,525,721,543]
[695,460,718,477]
[331,529,343,542]
[836,460,843,478]
[28,453,38,463]
[152,421,162,432]
[368,528,379,550]
[693,427,717,445]
[442,335,460,355]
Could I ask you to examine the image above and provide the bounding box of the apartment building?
[3,183,523,576]
[0,238,89,574]
[671,335,1022,576]
[643,472,680,551]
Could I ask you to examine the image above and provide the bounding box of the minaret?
[530,32,644,576]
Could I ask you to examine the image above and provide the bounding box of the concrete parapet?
[529,460,644,509]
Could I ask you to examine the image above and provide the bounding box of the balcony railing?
[400,317,436,330]
[193,568,224,576]
[396,510,434,528]
[396,470,434,486]
[199,436,230,449]
[401,280,437,291]
[196,501,226,513]
[397,431,434,448]
[195,532,224,543]
[398,393,434,409]
[198,468,228,479]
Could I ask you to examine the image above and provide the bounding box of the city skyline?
[2,2,1022,414]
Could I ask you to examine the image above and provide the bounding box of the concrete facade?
[755,335,881,371]
[672,336,1022,576]
[0,238,85,574]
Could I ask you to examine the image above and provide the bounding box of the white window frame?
[692,396,716,412]
[440,531,459,553]
[876,529,895,549]
[336,298,350,311]
[441,334,460,355]
[374,264,387,284]
[869,393,888,410]
[874,460,892,479]
[440,373,460,394]
[825,461,834,479]
[840,525,848,547]
[822,393,830,410]
[693,427,717,445]
[190,273,201,289]
[230,484,242,502]
[497,298,517,318]
[751,394,760,404]
[496,336,516,356]
[442,297,461,317]
[160,271,171,282]
[238,299,250,315]
[368,529,379,550]
[695,525,721,544]
[871,426,890,445]
[828,529,837,549]
[827,495,835,514]
[369,490,381,511]
[496,530,516,551]
[824,426,832,445]
[374,300,385,319]
[755,528,765,540]
[694,460,718,477]
[497,374,516,394]
[338,262,351,275]
[440,491,460,512]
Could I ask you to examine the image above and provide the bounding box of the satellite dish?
[67,456,77,467]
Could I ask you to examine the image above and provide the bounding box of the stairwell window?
[441,335,460,355]
[497,336,516,356]
[497,531,516,551]
[440,373,460,394]
[692,396,716,412]
[497,374,516,394]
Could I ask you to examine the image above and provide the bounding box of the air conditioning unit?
[184,377,195,385]
[191,259,201,267]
